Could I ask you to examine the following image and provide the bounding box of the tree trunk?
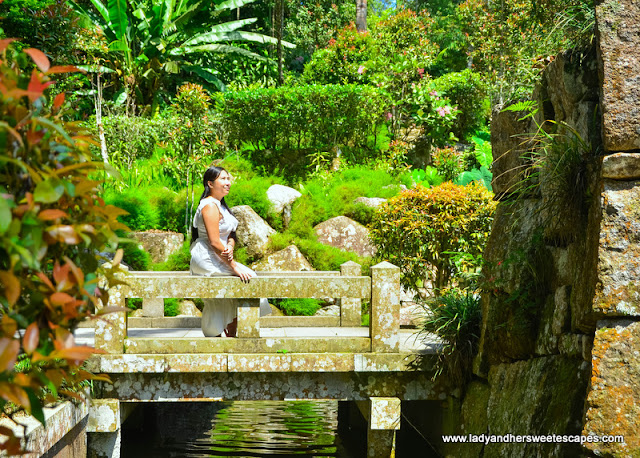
[356,0,367,33]
[275,0,284,86]
[93,73,109,164]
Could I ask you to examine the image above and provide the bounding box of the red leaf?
[0,38,17,53]
[36,272,55,291]
[27,70,54,102]
[53,92,65,110]
[63,257,84,286]
[38,209,68,221]
[26,128,45,145]
[23,323,39,354]
[0,271,21,306]
[49,291,74,306]
[0,338,20,371]
[51,345,95,361]
[0,315,17,337]
[47,65,81,74]
[24,48,50,72]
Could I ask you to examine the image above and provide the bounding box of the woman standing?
[190,166,261,337]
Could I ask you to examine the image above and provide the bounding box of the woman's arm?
[202,204,251,281]
[221,231,236,261]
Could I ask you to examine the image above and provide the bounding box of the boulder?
[129,231,184,264]
[314,305,340,317]
[178,300,202,317]
[596,0,640,151]
[313,216,376,257]
[353,197,387,208]
[400,302,423,327]
[267,184,301,227]
[251,245,314,272]
[230,205,275,259]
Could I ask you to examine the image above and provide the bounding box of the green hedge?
[218,84,390,175]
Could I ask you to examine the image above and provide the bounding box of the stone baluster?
[370,261,400,353]
[340,261,362,327]
[94,285,128,354]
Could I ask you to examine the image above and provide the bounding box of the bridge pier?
[87,399,136,458]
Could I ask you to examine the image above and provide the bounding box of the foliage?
[0,43,122,452]
[416,288,482,386]
[376,139,411,175]
[411,166,444,188]
[163,298,180,317]
[370,182,496,294]
[283,0,355,60]
[431,146,463,182]
[225,175,284,230]
[153,240,191,271]
[69,0,293,112]
[430,69,488,140]
[458,0,596,104]
[120,240,151,271]
[103,188,159,231]
[219,84,390,177]
[455,166,492,191]
[86,114,179,169]
[275,298,322,316]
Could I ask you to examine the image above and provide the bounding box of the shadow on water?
[121,400,442,457]
[121,401,354,457]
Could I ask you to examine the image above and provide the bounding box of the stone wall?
[445,2,640,454]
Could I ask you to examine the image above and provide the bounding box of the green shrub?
[276,298,323,316]
[218,84,389,177]
[121,240,151,271]
[150,189,188,233]
[88,115,179,168]
[431,69,489,140]
[226,176,284,230]
[416,288,482,386]
[154,241,191,271]
[164,299,180,317]
[370,182,496,294]
[103,188,159,231]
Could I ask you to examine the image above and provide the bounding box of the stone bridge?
[85,261,445,457]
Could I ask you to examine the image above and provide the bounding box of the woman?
[190,166,265,337]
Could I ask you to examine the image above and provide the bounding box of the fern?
[501,100,538,121]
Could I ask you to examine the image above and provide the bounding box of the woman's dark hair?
[191,166,233,244]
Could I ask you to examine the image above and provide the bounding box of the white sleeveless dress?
[190,197,269,337]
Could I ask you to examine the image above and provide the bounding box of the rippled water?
[122,401,351,457]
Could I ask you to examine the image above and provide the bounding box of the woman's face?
[208,170,231,198]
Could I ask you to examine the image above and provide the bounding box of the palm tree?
[70,0,294,113]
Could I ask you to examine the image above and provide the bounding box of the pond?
[121,400,354,457]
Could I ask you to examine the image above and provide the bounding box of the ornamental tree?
[370,182,496,295]
[0,41,124,453]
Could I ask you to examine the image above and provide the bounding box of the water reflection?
[122,401,348,457]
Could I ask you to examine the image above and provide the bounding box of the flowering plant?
[404,84,460,148]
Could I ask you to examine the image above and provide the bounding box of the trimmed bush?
[370,182,496,293]
[276,298,323,316]
[218,84,389,176]
[103,188,159,231]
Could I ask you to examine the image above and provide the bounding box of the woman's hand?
[232,264,254,283]
[221,243,234,262]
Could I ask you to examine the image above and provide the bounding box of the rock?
[129,308,144,317]
[129,231,184,264]
[353,197,387,208]
[267,185,299,214]
[584,320,640,456]
[251,245,314,272]
[313,216,376,257]
[445,381,490,458]
[596,0,640,151]
[178,300,201,317]
[314,305,340,317]
[490,108,536,198]
[602,152,640,180]
[400,302,424,327]
[593,180,640,316]
[485,356,589,458]
[230,205,275,259]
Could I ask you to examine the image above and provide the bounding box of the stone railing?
[96,261,400,355]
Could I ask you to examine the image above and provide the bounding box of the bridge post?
[87,399,137,458]
[370,262,400,352]
[95,284,128,354]
[236,299,260,338]
[341,261,362,326]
